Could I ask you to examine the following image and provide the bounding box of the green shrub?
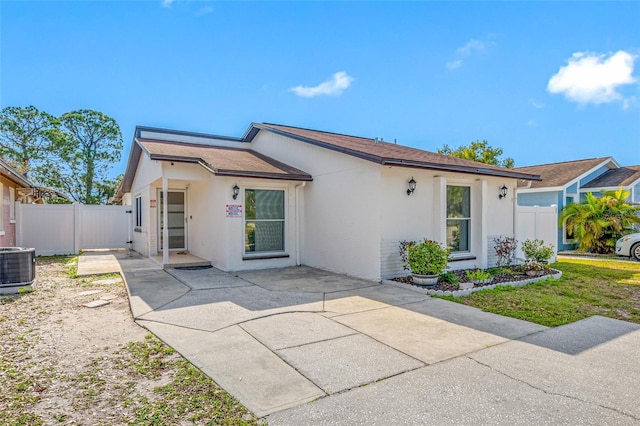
[465,269,492,282]
[522,239,554,263]
[439,272,459,284]
[400,239,450,276]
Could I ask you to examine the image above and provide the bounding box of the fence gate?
[515,205,558,262]
[16,204,131,256]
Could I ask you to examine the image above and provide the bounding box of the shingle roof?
[0,157,33,187]
[251,123,541,180]
[138,139,312,181]
[513,157,612,189]
[581,165,640,189]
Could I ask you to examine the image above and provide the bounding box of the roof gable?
[246,123,540,181]
[514,157,614,189]
[581,165,640,190]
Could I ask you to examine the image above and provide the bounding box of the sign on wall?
[226,204,242,217]
[150,199,157,208]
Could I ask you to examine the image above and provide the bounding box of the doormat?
[174,265,213,271]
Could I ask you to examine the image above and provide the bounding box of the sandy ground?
[0,257,171,424]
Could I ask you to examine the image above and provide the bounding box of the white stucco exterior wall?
[378,167,518,278]
[250,130,382,281]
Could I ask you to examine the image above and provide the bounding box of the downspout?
[295,181,306,266]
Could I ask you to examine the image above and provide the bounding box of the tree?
[438,140,515,168]
[560,188,640,254]
[43,110,123,204]
[0,105,58,179]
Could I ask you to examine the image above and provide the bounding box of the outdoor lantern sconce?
[407,177,417,196]
[499,185,508,199]
[232,184,240,200]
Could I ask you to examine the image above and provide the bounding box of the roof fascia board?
[516,186,564,193]
[579,185,632,193]
[135,125,245,143]
[214,169,313,181]
[117,138,145,196]
[381,159,542,180]
[250,124,540,181]
[0,159,33,187]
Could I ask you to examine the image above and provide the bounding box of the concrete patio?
[78,251,640,424]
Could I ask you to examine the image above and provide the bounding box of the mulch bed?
[392,267,556,292]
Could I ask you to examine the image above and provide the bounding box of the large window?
[245,189,285,253]
[446,185,470,253]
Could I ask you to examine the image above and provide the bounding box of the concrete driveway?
[79,251,640,424]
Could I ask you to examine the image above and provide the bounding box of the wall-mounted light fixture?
[498,185,508,199]
[232,184,240,200]
[407,177,417,196]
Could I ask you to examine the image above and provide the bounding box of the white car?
[616,233,640,261]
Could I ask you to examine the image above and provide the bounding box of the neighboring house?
[115,123,540,281]
[581,165,640,204]
[514,157,640,251]
[0,158,33,247]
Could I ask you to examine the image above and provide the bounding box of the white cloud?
[290,71,354,98]
[446,60,462,70]
[526,119,538,127]
[446,39,490,71]
[457,40,486,56]
[162,0,175,7]
[196,6,214,16]
[529,98,544,109]
[547,50,637,104]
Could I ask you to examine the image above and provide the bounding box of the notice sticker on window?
[226,204,242,217]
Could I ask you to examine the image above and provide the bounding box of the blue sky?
[2,1,639,177]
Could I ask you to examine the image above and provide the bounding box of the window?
[245,189,285,253]
[135,196,142,228]
[9,186,15,222]
[446,185,470,253]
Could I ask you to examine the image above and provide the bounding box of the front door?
[158,190,187,251]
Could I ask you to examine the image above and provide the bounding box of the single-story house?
[514,157,640,251]
[115,123,541,281]
[0,157,33,247]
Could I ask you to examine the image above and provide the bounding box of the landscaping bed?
[390,266,560,296]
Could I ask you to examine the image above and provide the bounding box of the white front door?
[158,189,187,251]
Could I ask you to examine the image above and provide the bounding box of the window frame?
[446,184,471,255]
[243,188,286,255]
[9,186,15,223]
[134,195,142,229]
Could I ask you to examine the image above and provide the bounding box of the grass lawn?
[441,258,640,327]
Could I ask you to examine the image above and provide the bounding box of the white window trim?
[134,194,142,229]
[446,184,472,255]
[9,186,15,223]
[243,187,287,256]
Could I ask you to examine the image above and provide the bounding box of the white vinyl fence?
[515,205,558,262]
[16,203,131,255]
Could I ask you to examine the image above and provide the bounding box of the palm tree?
[560,187,640,254]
